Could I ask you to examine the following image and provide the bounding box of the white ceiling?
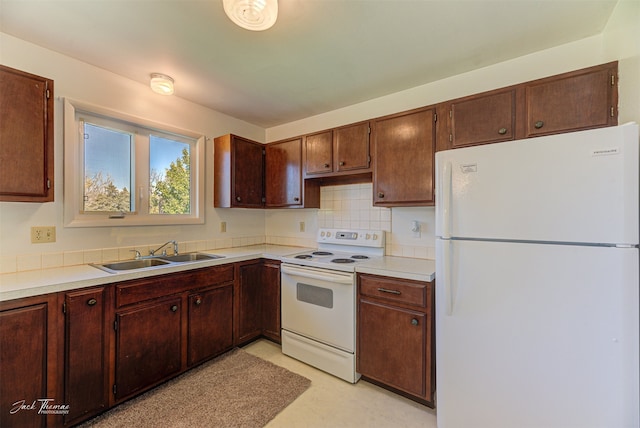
[1,0,618,128]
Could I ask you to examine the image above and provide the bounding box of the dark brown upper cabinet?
[265,137,319,208]
[372,107,436,207]
[303,121,371,178]
[523,61,618,138]
[446,88,518,149]
[214,134,265,208]
[0,65,54,202]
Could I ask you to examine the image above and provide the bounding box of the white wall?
[0,33,267,273]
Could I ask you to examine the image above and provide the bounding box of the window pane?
[149,135,191,214]
[83,122,133,212]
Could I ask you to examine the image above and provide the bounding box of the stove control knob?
[372,234,378,240]
[365,234,371,240]
[326,232,332,237]
[320,231,325,237]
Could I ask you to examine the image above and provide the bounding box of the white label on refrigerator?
[591,147,620,156]
[460,163,477,173]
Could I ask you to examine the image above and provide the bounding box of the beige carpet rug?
[81,348,311,427]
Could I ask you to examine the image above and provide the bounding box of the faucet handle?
[130,249,141,259]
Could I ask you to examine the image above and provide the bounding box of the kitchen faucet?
[150,240,179,256]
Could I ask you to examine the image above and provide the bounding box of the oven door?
[281,263,356,352]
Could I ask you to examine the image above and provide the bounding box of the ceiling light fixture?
[223,0,278,31]
[150,73,175,95]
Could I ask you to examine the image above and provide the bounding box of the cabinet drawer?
[116,265,234,308]
[359,274,428,308]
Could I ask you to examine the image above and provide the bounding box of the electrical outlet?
[31,226,56,243]
[220,221,227,233]
[299,221,305,232]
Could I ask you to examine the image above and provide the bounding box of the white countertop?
[0,245,435,302]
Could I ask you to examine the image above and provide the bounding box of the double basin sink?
[91,253,224,274]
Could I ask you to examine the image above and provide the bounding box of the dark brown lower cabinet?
[114,296,182,401]
[261,260,281,343]
[236,261,264,344]
[0,294,59,428]
[235,260,281,345]
[62,287,110,426]
[357,274,435,407]
[187,284,234,367]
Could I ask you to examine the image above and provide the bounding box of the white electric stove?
[280,228,385,383]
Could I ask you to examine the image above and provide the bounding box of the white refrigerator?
[435,123,639,428]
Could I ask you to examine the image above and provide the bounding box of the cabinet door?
[449,89,516,148]
[334,121,370,173]
[524,62,617,137]
[115,296,182,401]
[0,65,54,202]
[63,287,109,426]
[232,137,264,207]
[265,138,302,207]
[261,261,281,343]
[0,303,49,428]
[236,262,263,344]
[358,299,427,398]
[304,130,333,176]
[187,284,234,367]
[372,107,435,206]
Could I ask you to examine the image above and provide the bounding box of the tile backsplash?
[318,184,391,231]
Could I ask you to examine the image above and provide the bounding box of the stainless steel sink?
[91,258,170,273]
[155,253,224,262]
[91,253,224,273]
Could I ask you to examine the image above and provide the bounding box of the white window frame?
[64,98,205,227]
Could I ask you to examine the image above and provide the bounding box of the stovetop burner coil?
[312,251,334,256]
[294,254,313,259]
[350,255,369,260]
[331,258,356,264]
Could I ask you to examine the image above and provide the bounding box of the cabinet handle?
[534,120,544,129]
[87,298,97,306]
[498,127,507,135]
[339,161,345,166]
[411,318,419,326]
[236,196,242,202]
[377,287,401,295]
[377,192,385,199]
[170,305,178,312]
[323,163,330,168]
[195,297,202,306]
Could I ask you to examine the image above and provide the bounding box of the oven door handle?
[281,264,354,284]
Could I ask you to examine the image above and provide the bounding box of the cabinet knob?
[323,163,330,168]
[87,298,97,306]
[534,120,544,129]
[293,197,300,202]
[339,161,345,166]
[498,127,507,135]
[411,318,419,326]
[170,305,178,312]
[377,192,385,198]
[236,196,242,202]
[195,297,202,306]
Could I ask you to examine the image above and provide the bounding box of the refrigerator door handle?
[442,239,454,316]
[442,161,452,239]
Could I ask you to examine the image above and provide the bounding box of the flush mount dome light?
[223,0,278,31]
[150,73,174,95]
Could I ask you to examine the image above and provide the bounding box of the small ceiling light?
[223,0,278,31]
[150,73,174,95]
